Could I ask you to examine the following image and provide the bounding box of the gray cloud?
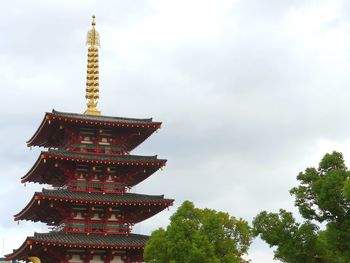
[1,1,350,262]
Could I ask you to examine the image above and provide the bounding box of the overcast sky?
[1,0,350,262]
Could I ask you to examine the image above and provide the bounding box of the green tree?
[144,201,252,263]
[253,151,350,263]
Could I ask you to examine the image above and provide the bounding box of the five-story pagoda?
[7,16,173,263]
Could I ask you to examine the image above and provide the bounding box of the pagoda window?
[73,212,84,220]
[91,213,100,220]
[77,174,85,180]
[98,137,110,146]
[106,175,113,182]
[109,214,118,221]
[81,136,93,144]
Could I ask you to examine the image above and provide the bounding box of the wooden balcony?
[63,219,131,234]
[68,143,127,155]
[68,180,126,193]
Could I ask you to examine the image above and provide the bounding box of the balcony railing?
[63,219,131,234]
[68,180,126,193]
[68,143,127,155]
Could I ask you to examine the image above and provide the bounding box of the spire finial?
[84,15,101,116]
[92,15,96,26]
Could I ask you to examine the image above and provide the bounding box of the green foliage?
[290,152,350,222]
[253,210,324,263]
[253,151,350,263]
[144,201,252,263]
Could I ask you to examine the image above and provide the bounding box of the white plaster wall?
[109,214,117,221]
[68,255,83,263]
[62,254,124,263]
[110,256,123,263]
[90,255,103,263]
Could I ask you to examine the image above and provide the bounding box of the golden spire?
[84,15,101,115]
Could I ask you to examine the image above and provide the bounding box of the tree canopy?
[144,200,252,263]
[253,151,350,263]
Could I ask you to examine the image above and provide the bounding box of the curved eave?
[6,237,30,260]
[14,194,37,221]
[35,193,174,206]
[21,151,167,184]
[6,234,147,260]
[27,113,50,147]
[127,166,162,188]
[21,154,45,183]
[132,205,171,223]
[15,192,174,222]
[127,128,159,152]
[27,111,162,148]
[14,195,62,224]
[43,151,167,165]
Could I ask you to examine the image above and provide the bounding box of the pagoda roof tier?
[15,189,174,223]
[27,110,161,150]
[22,149,166,186]
[42,149,165,163]
[6,232,147,261]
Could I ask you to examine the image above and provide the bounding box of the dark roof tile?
[46,149,165,163]
[52,110,159,124]
[40,189,173,204]
[32,231,148,247]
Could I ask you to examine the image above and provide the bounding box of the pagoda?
[7,16,173,263]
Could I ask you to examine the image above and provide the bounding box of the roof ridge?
[34,231,149,238]
[41,188,167,199]
[52,109,154,122]
[46,149,159,159]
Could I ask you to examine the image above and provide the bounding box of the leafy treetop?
[144,200,252,263]
[253,151,350,263]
